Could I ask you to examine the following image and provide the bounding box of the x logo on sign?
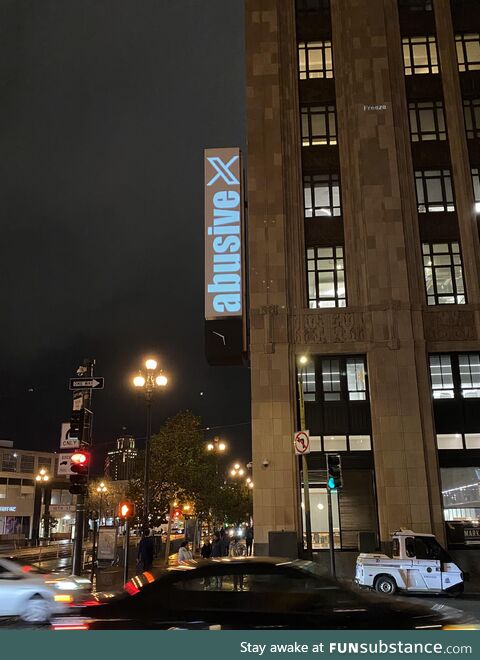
[207,155,239,186]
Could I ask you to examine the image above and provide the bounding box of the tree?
[213,482,252,528]
[87,479,126,523]
[127,411,222,524]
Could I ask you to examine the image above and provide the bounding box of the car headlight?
[55,581,79,591]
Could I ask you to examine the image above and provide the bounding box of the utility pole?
[143,394,152,526]
[72,358,95,576]
[297,371,313,561]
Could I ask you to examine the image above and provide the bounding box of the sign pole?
[123,518,130,584]
[164,503,174,565]
[297,374,313,561]
[327,488,336,578]
[90,516,98,584]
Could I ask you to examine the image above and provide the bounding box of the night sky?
[0,0,250,469]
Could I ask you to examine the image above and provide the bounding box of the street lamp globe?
[218,442,226,452]
[249,482,254,489]
[230,469,237,477]
[35,475,42,482]
[239,469,245,476]
[145,359,158,371]
[133,375,146,388]
[234,463,240,470]
[207,443,214,451]
[155,374,168,387]
[299,355,308,365]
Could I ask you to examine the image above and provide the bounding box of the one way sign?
[69,377,104,390]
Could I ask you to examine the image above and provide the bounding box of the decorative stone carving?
[292,311,368,345]
[423,310,477,342]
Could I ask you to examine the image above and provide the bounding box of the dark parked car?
[52,557,477,630]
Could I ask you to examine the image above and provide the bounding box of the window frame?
[402,36,439,76]
[301,104,337,146]
[319,355,369,403]
[415,169,455,213]
[463,99,480,140]
[298,41,333,80]
[472,167,480,213]
[455,33,480,73]
[422,242,466,306]
[307,246,346,309]
[408,100,447,142]
[304,173,341,218]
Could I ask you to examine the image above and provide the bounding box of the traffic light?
[326,453,343,491]
[69,408,85,441]
[118,501,135,519]
[69,450,90,495]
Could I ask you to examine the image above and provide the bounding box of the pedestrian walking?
[246,525,254,556]
[211,533,224,589]
[137,528,155,572]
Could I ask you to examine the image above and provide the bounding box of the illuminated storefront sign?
[0,506,17,512]
[204,147,244,321]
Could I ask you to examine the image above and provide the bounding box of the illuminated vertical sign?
[205,147,244,321]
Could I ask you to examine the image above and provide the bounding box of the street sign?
[294,430,311,455]
[57,452,74,476]
[59,422,80,449]
[69,377,104,390]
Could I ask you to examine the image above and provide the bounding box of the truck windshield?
[414,536,453,563]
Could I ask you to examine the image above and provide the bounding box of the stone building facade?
[246,0,480,554]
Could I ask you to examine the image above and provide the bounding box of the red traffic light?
[71,451,89,465]
[118,501,135,519]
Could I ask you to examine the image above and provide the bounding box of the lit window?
[349,435,372,451]
[465,434,480,449]
[437,434,463,449]
[456,33,480,73]
[423,243,466,305]
[304,173,341,217]
[346,358,366,400]
[1,452,17,473]
[298,41,333,79]
[429,354,454,398]
[459,354,480,398]
[324,436,347,451]
[472,168,480,213]
[402,36,439,76]
[307,246,346,309]
[299,357,316,402]
[321,359,341,401]
[408,101,446,141]
[415,169,454,213]
[19,455,35,474]
[463,99,480,139]
[301,105,337,146]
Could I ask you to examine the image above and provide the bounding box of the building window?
[415,169,454,213]
[456,34,480,73]
[408,101,446,141]
[299,357,316,402]
[321,358,341,401]
[19,454,34,474]
[37,457,52,472]
[349,435,372,451]
[298,41,333,80]
[472,167,480,213]
[304,174,341,217]
[463,99,480,139]
[346,358,367,400]
[1,452,17,473]
[423,242,466,305]
[402,36,439,75]
[398,0,432,10]
[301,105,337,146]
[429,354,454,398]
[459,354,480,398]
[307,246,346,309]
[296,0,330,10]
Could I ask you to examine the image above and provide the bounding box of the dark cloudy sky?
[0,0,250,467]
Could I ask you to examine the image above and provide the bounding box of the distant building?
[105,435,138,481]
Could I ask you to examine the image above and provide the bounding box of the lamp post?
[133,358,168,525]
[35,468,51,541]
[96,482,108,526]
[206,436,227,478]
[298,355,313,561]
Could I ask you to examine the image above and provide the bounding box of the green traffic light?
[327,476,335,490]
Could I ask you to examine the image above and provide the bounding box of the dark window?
[307,246,346,309]
[429,354,454,398]
[392,538,400,558]
[402,36,439,75]
[415,169,454,212]
[20,454,34,474]
[301,105,337,146]
[472,168,480,213]
[422,242,466,305]
[408,101,446,141]
[304,174,341,217]
[456,33,480,73]
[463,99,480,139]
[296,0,330,10]
[398,0,432,10]
[405,537,415,558]
[322,359,341,401]
[298,41,333,79]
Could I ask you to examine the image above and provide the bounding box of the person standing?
[137,528,155,572]
[246,526,254,556]
[211,533,224,589]
[201,538,212,559]
[229,536,246,590]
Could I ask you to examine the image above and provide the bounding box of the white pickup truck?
[355,529,464,596]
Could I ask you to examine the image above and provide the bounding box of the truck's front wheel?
[375,575,397,595]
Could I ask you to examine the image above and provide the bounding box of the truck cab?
[355,529,464,595]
